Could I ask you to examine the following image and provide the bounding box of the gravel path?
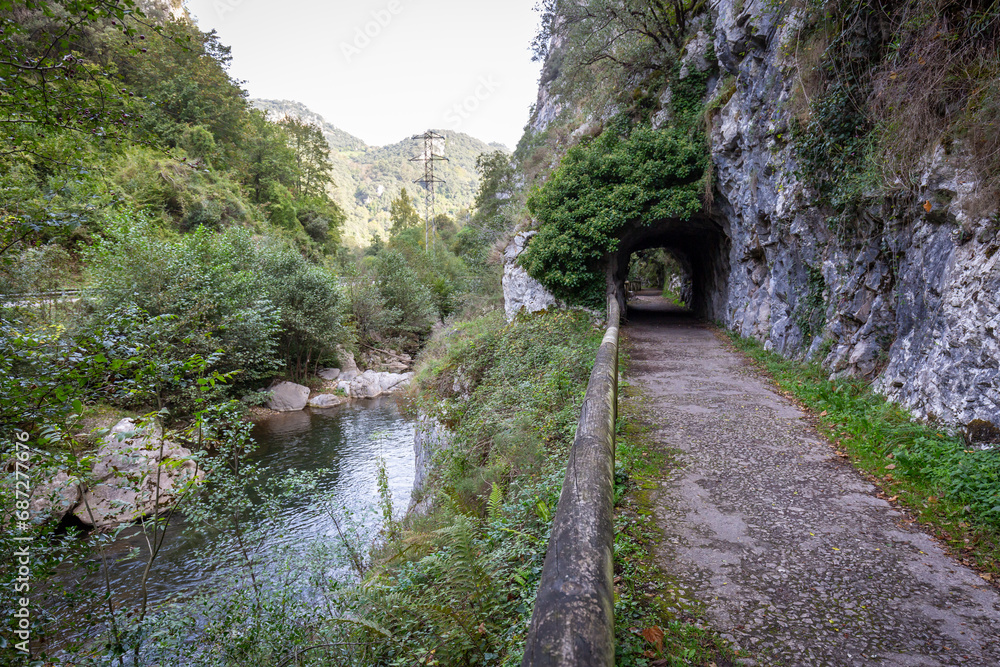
[624,293,1000,666]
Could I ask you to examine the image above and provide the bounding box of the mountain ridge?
[252,99,509,245]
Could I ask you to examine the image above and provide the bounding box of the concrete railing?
[522,296,621,667]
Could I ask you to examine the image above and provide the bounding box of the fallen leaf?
[924,200,933,213]
[820,410,828,417]
[885,463,896,470]
[981,573,994,582]
[888,496,898,502]
[641,626,665,652]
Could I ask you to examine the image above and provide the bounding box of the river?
[47,397,416,653]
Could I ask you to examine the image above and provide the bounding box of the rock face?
[410,415,452,515]
[74,419,202,528]
[29,471,81,524]
[704,1,999,430]
[267,382,310,412]
[512,0,1000,433]
[502,231,558,321]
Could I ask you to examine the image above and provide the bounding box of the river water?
[49,397,416,651]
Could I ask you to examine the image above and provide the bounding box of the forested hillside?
[254,99,509,245]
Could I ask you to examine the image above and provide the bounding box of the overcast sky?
[183,0,544,148]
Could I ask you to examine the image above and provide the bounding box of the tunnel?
[607,212,731,321]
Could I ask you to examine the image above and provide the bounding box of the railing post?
[521,299,620,666]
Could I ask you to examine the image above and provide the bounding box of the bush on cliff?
[520,120,706,309]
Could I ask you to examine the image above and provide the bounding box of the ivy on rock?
[520,120,707,309]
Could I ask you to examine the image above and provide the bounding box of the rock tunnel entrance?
[609,214,731,321]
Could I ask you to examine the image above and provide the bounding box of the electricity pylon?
[410,130,448,251]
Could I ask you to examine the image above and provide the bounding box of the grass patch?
[612,350,743,666]
[724,330,1000,580]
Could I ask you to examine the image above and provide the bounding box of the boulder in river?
[337,346,360,381]
[308,394,345,409]
[73,419,203,529]
[267,381,310,412]
[347,371,414,398]
[29,470,81,524]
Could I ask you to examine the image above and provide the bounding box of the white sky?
[183,0,544,149]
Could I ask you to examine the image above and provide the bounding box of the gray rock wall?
[409,415,452,515]
[508,0,999,433]
[502,231,559,321]
[707,1,999,431]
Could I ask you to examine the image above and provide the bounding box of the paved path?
[624,293,1000,666]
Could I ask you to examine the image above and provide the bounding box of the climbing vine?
[520,119,707,309]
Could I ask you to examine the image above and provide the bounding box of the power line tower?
[409,130,448,250]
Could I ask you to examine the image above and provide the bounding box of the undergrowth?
[366,308,606,665]
[726,330,1000,580]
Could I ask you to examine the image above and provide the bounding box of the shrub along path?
[624,292,1000,666]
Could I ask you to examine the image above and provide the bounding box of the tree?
[389,188,422,235]
[235,110,297,212]
[531,0,706,108]
[0,0,145,152]
[279,117,335,200]
[533,0,704,62]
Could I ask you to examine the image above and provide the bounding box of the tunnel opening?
[609,213,731,322]
[626,248,693,310]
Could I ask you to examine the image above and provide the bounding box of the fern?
[487,482,504,522]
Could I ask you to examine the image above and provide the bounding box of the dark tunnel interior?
[609,214,731,321]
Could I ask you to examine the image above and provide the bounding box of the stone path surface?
[624,293,1000,666]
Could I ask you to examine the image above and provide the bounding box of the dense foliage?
[790,0,1000,236]
[521,122,706,309]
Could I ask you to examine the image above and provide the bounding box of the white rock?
[308,394,344,409]
[349,370,384,399]
[337,346,359,375]
[267,382,310,412]
[74,420,202,528]
[318,368,341,381]
[502,231,558,321]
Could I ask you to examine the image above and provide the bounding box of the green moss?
[613,377,744,666]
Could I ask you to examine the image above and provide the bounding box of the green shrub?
[85,216,286,395]
[112,147,252,232]
[257,240,348,377]
[521,120,707,309]
[372,249,437,345]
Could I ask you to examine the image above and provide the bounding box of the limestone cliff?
[505,0,999,436]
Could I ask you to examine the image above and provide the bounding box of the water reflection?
[48,398,415,651]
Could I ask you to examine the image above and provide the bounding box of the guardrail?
[522,295,621,667]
